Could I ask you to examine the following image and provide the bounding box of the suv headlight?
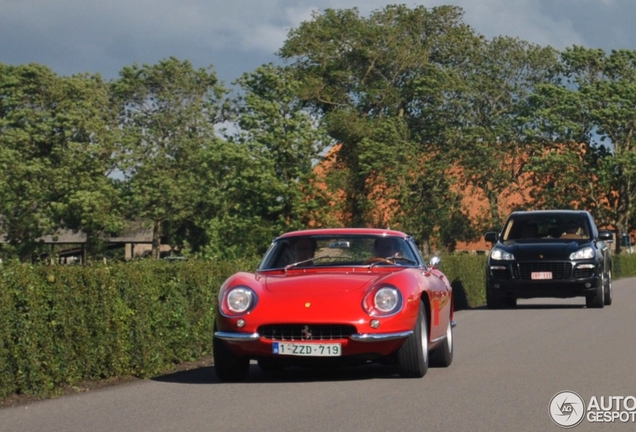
[570,247,594,260]
[491,248,515,260]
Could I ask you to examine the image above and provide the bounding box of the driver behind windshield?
[373,237,401,258]
[291,237,317,262]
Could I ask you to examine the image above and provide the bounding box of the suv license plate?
[272,342,341,357]
[531,272,552,280]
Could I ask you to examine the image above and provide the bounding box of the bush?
[0,258,258,399]
[437,255,487,310]
[613,253,636,278]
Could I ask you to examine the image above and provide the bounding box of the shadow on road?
[152,363,402,385]
[469,302,587,311]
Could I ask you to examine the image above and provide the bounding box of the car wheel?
[486,289,503,309]
[429,315,453,368]
[585,274,605,309]
[604,270,613,306]
[213,334,250,382]
[395,303,429,378]
[503,297,517,309]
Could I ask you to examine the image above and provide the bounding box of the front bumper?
[486,260,601,299]
[214,329,413,343]
[213,329,412,358]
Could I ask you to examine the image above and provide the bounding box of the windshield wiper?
[368,256,418,268]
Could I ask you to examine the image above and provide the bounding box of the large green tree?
[278,5,481,249]
[112,58,227,258]
[0,63,121,260]
[445,37,560,230]
[532,47,636,251]
[230,64,332,230]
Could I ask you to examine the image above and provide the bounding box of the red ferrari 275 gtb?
[213,228,455,381]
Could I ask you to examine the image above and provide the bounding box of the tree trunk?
[152,220,162,259]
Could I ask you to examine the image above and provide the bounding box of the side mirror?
[598,230,613,242]
[484,232,498,243]
[429,256,441,269]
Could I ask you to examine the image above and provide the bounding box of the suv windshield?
[502,215,590,241]
[258,234,420,270]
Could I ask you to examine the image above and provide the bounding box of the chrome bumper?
[214,330,413,342]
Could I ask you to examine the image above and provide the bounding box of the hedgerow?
[1,253,635,400]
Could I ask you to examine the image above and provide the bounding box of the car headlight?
[225,287,256,314]
[490,248,515,260]
[364,285,403,316]
[375,287,400,313]
[570,247,594,260]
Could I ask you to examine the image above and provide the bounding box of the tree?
[230,64,332,231]
[112,58,227,258]
[444,37,560,230]
[532,47,636,251]
[279,5,481,249]
[0,63,121,261]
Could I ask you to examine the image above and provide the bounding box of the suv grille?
[518,262,572,280]
[573,267,595,278]
[259,324,356,341]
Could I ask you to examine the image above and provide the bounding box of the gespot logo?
[549,391,586,428]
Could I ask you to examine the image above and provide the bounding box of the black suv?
[484,210,613,309]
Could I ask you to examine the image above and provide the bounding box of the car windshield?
[258,234,420,270]
[502,215,591,241]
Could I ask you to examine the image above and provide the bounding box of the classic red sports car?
[213,228,455,381]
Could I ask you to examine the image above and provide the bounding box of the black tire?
[604,270,613,306]
[486,289,504,309]
[585,274,605,309]
[429,316,454,368]
[213,336,250,382]
[395,304,429,378]
[502,297,517,309]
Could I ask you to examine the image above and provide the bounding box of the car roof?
[508,210,590,218]
[277,228,409,239]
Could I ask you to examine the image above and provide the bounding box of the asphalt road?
[2,278,636,432]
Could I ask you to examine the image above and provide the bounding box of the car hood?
[499,240,590,260]
[262,270,395,294]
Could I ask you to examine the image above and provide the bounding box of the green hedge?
[438,255,487,311]
[1,253,634,400]
[0,258,258,399]
[613,253,636,278]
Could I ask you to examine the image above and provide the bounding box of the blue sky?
[1,0,635,85]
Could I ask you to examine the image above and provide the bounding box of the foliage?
[2,4,636,260]
[279,5,481,239]
[0,64,123,260]
[613,253,636,279]
[0,258,258,399]
[531,47,636,251]
[112,58,227,258]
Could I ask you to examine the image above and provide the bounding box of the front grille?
[491,269,510,279]
[259,324,356,341]
[518,262,572,280]
[573,267,595,278]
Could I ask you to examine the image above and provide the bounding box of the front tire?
[486,289,503,309]
[213,334,250,382]
[604,270,613,306]
[395,304,429,378]
[586,274,605,309]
